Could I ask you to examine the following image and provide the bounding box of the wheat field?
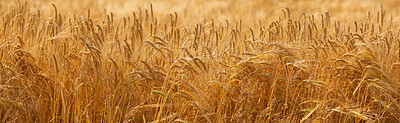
[1,0,400,122]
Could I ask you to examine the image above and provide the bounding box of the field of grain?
[1,0,400,122]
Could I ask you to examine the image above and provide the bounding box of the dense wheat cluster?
[1,0,400,122]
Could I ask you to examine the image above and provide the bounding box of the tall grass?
[0,0,399,122]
